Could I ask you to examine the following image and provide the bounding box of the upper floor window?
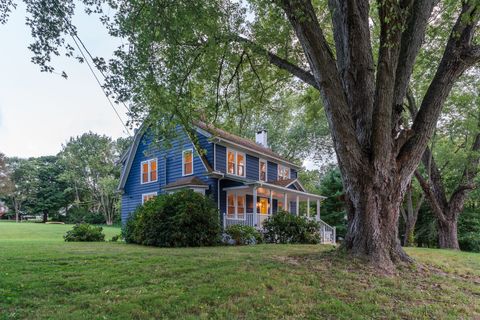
[259,159,267,181]
[142,192,157,204]
[141,159,157,184]
[182,149,193,176]
[278,164,290,180]
[227,149,246,177]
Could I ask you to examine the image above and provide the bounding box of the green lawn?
[0,222,479,319]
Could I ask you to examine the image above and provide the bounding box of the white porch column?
[284,193,288,212]
[307,197,310,218]
[316,199,320,220]
[269,189,273,215]
[253,187,258,227]
[296,196,299,215]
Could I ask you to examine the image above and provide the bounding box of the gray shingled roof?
[195,121,300,167]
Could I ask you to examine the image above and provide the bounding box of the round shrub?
[64,223,105,242]
[225,225,262,245]
[122,189,221,247]
[263,210,320,244]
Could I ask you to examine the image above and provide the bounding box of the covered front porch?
[221,182,336,244]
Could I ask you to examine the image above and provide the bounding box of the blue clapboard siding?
[121,126,213,224]
[267,161,278,182]
[246,154,259,180]
[121,132,162,224]
[215,144,226,172]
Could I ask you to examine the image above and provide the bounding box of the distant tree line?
[0,133,131,225]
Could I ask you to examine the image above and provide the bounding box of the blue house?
[118,122,335,242]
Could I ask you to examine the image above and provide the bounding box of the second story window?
[278,164,290,180]
[141,159,157,184]
[227,149,246,177]
[182,149,193,176]
[259,159,267,181]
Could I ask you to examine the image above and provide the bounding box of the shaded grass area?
[0,222,479,319]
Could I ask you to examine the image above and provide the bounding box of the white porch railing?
[223,212,336,245]
[314,218,336,244]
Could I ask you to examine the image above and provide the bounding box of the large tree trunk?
[437,218,460,250]
[343,171,412,269]
[275,0,479,270]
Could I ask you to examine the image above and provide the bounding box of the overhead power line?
[71,31,131,113]
[68,32,132,136]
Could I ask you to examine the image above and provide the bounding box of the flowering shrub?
[225,224,262,245]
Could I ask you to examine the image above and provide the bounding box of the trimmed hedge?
[64,223,105,242]
[263,210,320,244]
[123,189,221,247]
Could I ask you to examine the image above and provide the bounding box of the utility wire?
[71,30,131,113]
[69,32,132,136]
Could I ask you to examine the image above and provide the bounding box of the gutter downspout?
[217,173,225,229]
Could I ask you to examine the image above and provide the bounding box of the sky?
[0,4,130,158]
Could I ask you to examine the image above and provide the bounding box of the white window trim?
[140,158,158,184]
[226,148,246,177]
[278,164,291,180]
[226,192,246,220]
[182,149,194,176]
[142,192,157,204]
[259,159,268,182]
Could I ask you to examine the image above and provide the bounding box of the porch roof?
[223,181,326,200]
[163,176,209,191]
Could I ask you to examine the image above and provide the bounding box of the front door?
[259,198,268,215]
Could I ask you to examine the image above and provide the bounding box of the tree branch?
[414,170,447,223]
[398,2,480,180]
[393,0,436,108]
[372,0,405,164]
[328,0,375,149]
[233,35,319,90]
[392,0,436,135]
[278,0,365,178]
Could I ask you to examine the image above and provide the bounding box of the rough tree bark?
[267,0,480,269]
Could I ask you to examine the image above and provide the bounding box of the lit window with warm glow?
[226,149,246,177]
[227,194,235,218]
[237,153,245,177]
[141,159,158,184]
[182,149,193,176]
[259,159,267,181]
[237,195,245,219]
[226,193,246,219]
[227,150,236,175]
[142,192,157,204]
